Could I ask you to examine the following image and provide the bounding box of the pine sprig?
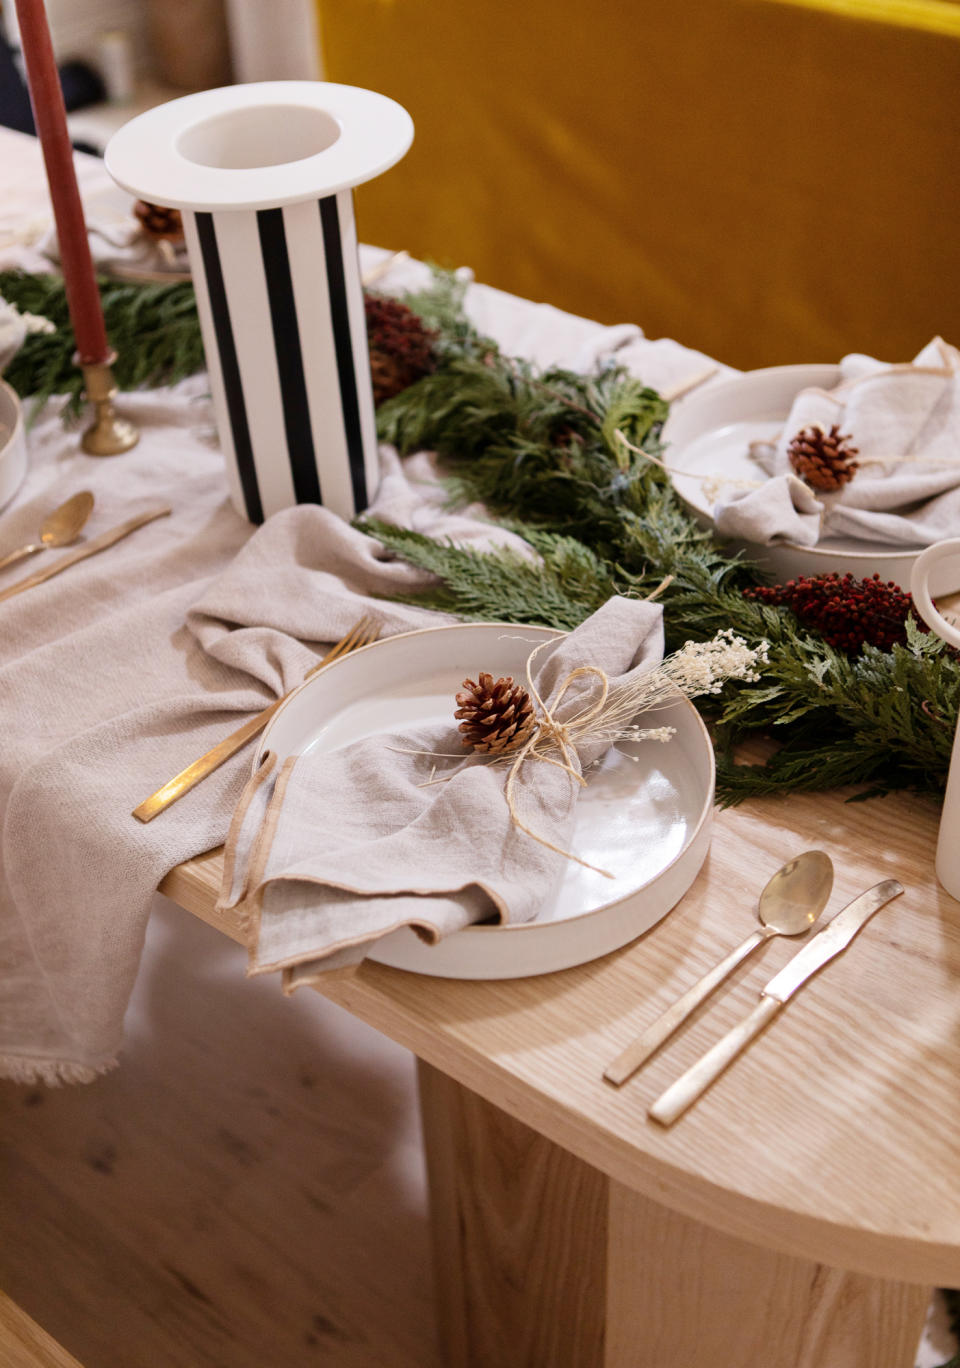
[363,518,635,630]
[1,271,205,415]
[397,266,491,363]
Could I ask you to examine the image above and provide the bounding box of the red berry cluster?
[745,572,918,653]
[364,293,437,405]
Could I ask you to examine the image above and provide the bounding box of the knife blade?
[648,878,903,1126]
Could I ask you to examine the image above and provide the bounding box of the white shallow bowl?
[257,623,714,980]
[0,380,28,512]
[663,364,922,588]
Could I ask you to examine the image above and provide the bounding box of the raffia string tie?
[502,641,616,878]
[397,626,768,878]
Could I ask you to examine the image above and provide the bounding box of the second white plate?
[257,622,714,980]
[663,364,921,588]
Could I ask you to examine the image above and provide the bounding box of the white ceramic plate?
[662,365,921,588]
[0,380,27,512]
[256,623,714,980]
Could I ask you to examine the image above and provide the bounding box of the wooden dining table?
[3,122,957,1368]
[162,764,960,1368]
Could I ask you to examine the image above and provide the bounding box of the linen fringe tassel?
[0,1050,119,1087]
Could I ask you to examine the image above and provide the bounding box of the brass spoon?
[604,849,834,1086]
[0,491,95,574]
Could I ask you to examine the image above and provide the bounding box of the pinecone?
[455,673,537,754]
[787,423,859,491]
[134,200,184,242]
[364,293,436,405]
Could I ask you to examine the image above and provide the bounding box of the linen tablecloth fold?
[713,338,960,548]
[0,397,488,1085]
[218,598,664,992]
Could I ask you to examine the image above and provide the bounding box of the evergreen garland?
[3,267,957,806]
[367,289,958,806]
[0,271,204,416]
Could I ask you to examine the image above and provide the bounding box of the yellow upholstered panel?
[317,0,960,368]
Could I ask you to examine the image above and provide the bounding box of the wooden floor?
[0,898,440,1368]
[0,898,955,1368]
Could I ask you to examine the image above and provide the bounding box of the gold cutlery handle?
[132,702,283,823]
[132,615,378,823]
[0,542,42,574]
[648,996,782,1126]
[604,928,768,1086]
[0,508,170,604]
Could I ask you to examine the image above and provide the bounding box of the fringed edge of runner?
[0,1051,119,1087]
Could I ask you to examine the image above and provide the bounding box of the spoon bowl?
[40,490,95,547]
[758,850,834,937]
[0,490,95,574]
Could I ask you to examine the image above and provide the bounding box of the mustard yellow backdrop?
[316,0,960,370]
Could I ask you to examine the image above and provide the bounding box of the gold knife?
[0,507,171,604]
[648,878,904,1126]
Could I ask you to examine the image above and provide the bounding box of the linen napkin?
[39,217,190,280]
[219,596,664,992]
[713,338,960,548]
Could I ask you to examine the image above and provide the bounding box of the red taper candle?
[13,0,109,364]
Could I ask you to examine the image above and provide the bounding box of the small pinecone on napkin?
[455,673,537,754]
[787,424,860,491]
[134,200,184,242]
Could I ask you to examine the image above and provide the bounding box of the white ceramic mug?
[910,539,960,901]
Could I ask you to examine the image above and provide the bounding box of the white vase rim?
[104,81,413,212]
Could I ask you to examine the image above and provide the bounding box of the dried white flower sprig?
[566,630,769,755]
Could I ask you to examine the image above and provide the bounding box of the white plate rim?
[256,620,716,939]
[0,378,28,513]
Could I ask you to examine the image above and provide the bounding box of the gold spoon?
[604,850,835,1085]
[0,491,95,574]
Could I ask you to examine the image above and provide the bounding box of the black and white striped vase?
[105,82,413,524]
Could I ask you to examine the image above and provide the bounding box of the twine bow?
[502,640,616,878]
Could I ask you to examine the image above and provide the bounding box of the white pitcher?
[911,539,960,901]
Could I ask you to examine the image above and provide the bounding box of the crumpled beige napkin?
[39,218,190,279]
[714,338,960,547]
[218,596,664,992]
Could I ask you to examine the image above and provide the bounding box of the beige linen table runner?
[0,385,460,1084]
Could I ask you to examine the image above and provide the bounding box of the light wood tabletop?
[162,772,960,1368]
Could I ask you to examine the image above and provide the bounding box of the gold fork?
[132,616,380,823]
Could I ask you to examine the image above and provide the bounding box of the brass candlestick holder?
[78,350,139,456]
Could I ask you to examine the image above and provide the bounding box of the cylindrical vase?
[105,81,413,523]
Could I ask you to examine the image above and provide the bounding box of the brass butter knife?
[0,506,171,604]
[649,878,904,1126]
